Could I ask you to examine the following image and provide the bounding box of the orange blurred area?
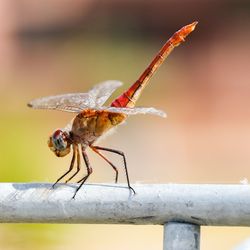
[0,0,250,249]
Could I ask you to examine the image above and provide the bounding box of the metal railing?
[1,183,250,250]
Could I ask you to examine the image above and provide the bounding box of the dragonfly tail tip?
[190,21,198,30]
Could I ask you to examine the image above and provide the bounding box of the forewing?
[28,93,94,113]
[28,80,123,113]
[102,106,167,118]
[88,80,123,106]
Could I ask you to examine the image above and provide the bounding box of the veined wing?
[27,80,123,112]
[102,106,167,118]
[88,80,123,107]
[28,93,94,112]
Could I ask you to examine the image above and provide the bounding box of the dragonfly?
[28,21,197,199]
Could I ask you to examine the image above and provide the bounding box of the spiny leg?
[92,146,135,194]
[91,146,119,183]
[52,145,76,188]
[72,146,93,199]
[65,145,81,183]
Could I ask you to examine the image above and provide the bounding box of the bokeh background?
[0,0,250,249]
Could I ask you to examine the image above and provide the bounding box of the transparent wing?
[102,106,167,118]
[27,93,94,112]
[88,80,123,106]
[27,80,123,113]
[63,118,75,132]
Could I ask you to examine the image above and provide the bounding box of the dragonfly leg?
[52,145,76,188]
[92,146,135,194]
[72,146,92,199]
[65,145,81,183]
[90,146,118,183]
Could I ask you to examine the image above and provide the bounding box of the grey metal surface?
[0,183,250,225]
[163,222,200,250]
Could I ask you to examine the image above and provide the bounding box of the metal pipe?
[1,183,250,225]
[163,222,200,250]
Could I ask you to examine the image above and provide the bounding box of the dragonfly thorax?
[70,109,126,146]
[48,129,71,157]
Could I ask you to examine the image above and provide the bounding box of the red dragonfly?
[28,22,197,199]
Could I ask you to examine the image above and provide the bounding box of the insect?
[28,22,197,199]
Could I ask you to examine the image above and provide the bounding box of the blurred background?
[0,0,250,249]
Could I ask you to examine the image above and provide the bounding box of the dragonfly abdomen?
[110,22,197,109]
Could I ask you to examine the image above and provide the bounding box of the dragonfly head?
[48,129,71,157]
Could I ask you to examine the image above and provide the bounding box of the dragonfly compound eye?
[48,129,71,157]
[51,129,67,150]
